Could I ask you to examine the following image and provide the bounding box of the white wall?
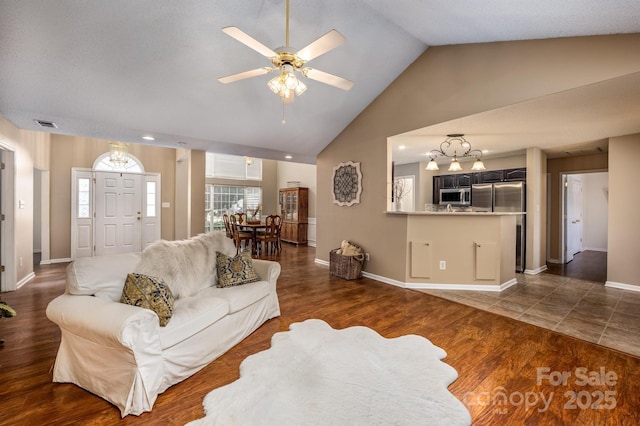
[582,172,608,251]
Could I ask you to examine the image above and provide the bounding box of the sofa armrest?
[251,259,281,286]
[46,293,161,348]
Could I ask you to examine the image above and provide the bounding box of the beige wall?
[318,34,640,282]
[50,134,177,260]
[607,135,640,288]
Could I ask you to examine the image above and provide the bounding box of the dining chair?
[236,212,247,224]
[222,213,233,239]
[273,214,283,253]
[229,214,253,253]
[255,215,279,255]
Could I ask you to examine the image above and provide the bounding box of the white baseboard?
[407,278,518,292]
[362,271,406,288]
[524,265,548,275]
[315,259,518,292]
[44,258,72,265]
[582,247,608,252]
[605,281,640,293]
[315,258,329,267]
[16,272,35,289]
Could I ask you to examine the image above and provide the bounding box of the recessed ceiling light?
[142,135,155,141]
[398,145,406,150]
[285,155,293,159]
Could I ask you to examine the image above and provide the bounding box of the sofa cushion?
[67,252,142,301]
[199,280,271,314]
[135,231,236,299]
[158,296,229,349]
[120,273,175,327]
[216,251,260,288]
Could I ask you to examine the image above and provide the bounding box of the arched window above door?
[93,152,144,173]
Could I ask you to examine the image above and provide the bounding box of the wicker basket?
[330,242,365,280]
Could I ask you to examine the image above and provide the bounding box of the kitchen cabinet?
[278,187,308,245]
[504,168,527,181]
[479,168,526,183]
[439,173,474,188]
[479,169,505,183]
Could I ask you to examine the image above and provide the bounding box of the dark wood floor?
[1,245,639,425]
[546,250,607,283]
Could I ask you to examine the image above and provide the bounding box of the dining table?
[239,221,267,255]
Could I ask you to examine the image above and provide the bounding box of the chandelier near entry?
[425,134,486,172]
[109,142,129,168]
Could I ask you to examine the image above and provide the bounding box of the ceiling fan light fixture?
[219,0,352,119]
[294,79,307,96]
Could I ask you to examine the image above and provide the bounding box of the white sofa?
[46,231,281,417]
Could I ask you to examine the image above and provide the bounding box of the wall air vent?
[34,119,57,128]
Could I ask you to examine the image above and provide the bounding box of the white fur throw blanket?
[135,231,236,299]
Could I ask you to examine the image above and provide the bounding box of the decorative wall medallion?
[332,161,362,206]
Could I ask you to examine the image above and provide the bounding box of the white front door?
[94,171,142,256]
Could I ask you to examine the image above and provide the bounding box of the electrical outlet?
[439,260,446,270]
[365,253,370,261]
[19,257,23,267]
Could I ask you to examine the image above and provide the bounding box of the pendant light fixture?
[425,134,486,172]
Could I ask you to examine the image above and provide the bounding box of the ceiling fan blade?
[303,68,354,91]
[222,26,277,58]
[296,30,345,62]
[218,68,273,84]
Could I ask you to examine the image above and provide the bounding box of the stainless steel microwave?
[439,188,471,205]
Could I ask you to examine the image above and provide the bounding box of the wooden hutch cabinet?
[278,187,309,245]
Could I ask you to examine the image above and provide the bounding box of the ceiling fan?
[218,0,354,105]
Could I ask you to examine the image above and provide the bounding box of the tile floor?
[418,272,640,357]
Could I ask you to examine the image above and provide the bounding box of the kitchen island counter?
[387,211,519,290]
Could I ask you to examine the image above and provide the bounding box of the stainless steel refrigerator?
[472,182,526,272]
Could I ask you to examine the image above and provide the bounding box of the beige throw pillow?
[120,273,175,327]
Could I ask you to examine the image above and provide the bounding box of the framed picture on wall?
[332,161,362,206]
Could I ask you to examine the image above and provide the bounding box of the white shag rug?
[187,319,471,426]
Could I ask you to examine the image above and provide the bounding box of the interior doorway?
[560,171,608,280]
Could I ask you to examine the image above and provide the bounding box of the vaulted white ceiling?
[1,1,639,164]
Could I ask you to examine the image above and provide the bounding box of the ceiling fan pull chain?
[281,100,287,125]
